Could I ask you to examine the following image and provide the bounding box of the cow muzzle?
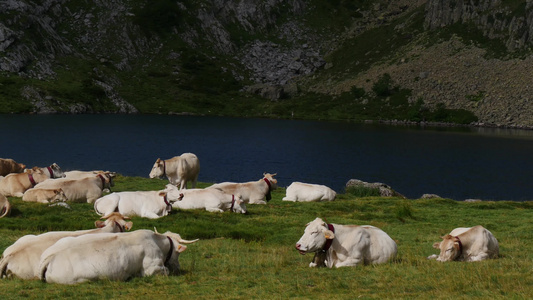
[295,244,306,255]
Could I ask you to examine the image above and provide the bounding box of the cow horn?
[154,227,159,234]
[178,238,199,244]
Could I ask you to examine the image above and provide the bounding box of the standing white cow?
[207,173,278,204]
[282,182,336,202]
[171,188,247,213]
[39,229,198,284]
[430,225,499,262]
[149,153,200,189]
[295,218,397,268]
[94,184,181,219]
[0,213,133,279]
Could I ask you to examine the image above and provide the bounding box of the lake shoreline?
[11,112,533,131]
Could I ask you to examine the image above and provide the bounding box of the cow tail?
[39,257,51,283]
[93,198,104,216]
[0,200,11,218]
[0,256,9,278]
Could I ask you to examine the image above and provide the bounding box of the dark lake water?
[2,114,533,201]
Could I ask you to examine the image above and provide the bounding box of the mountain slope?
[1,0,532,127]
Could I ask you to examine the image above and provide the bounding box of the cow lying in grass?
[0,213,133,280]
[39,229,198,284]
[172,188,247,214]
[295,218,397,268]
[429,225,499,262]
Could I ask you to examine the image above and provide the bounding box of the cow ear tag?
[324,231,335,240]
[177,245,187,253]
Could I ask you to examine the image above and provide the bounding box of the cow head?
[96,212,133,232]
[263,173,278,189]
[14,162,26,173]
[433,235,462,262]
[50,188,68,203]
[102,172,115,188]
[232,195,247,214]
[157,230,199,274]
[295,218,335,255]
[149,158,164,179]
[163,184,182,201]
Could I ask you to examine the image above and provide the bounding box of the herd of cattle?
[0,154,500,284]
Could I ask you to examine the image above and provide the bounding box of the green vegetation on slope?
[0,176,532,299]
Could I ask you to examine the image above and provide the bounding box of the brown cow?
[0,158,26,176]
[0,167,50,197]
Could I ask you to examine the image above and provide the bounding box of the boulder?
[345,179,405,198]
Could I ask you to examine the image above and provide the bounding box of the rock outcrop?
[346,179,406,198]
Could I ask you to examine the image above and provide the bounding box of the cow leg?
[142,211,163,219]
[206,207,225,213]
[143,259,169,277]
[467,252,489,262]
[250,199,267,205]
[334,257,364,268]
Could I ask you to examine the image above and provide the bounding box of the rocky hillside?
[1,0,532,127]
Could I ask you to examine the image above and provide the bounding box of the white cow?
[172,188,247,213]
[36,163,66,179]
[295,218,397,268]
[430,225,499,262]
[282,182,336,202]
[0,168,52,197]
[149,153,200,189]
[64,170,116,180]
[22,188,68,204]
[207,173,278,204]
[0,213,133,280]
[39,229,198,284]
[33,173,113,203]
[94,184,181,219]
[0,194,10,218]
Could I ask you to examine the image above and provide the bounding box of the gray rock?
[421,193,441,199]
[345,179,406,198]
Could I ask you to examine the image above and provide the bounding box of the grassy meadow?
[1,175,533,299]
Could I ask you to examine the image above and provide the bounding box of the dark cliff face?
[425,0,533,51]
[0,0,532,127]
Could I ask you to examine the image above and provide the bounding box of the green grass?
[1,175,533,298]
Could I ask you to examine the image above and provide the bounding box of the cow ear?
[124,221,133,231]
[324,230,335,240]
[158,191,167,197]
[453,242,460,250]
[95,221,105,228]
[433,242,441,249]
[176,244,187,253]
